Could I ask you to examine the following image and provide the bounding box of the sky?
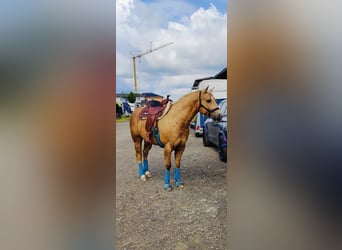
[116,0,227,100]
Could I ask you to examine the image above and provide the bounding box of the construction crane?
[131,41,173,93]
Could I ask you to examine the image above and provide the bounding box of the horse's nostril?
[214,114,221,121]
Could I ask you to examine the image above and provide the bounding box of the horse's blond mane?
[174,90,199,104]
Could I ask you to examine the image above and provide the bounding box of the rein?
[198,91,219,116]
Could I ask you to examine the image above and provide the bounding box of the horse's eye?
[206,99,211,103]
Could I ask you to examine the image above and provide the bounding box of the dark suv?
[202,99,227,162]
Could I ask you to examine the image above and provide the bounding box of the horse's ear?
[209,87,215,92]
[203,86,209,93]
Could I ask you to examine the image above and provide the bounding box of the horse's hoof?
[164,184,172,191]
[140,175,147,181]
[145,171,152,178]
[176,182,184,188]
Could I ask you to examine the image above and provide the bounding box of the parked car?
[194,111,207,137]
[190,114,197,129]
[203,99,227,162]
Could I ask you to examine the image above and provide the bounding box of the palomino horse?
[130,86,221,191]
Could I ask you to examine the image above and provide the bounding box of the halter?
[198,91,219,117]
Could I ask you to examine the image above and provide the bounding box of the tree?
[127,92,136,103]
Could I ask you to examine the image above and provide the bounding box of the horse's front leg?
[174,145,185,188]
[163,144,172,191]
[142,141,152,179]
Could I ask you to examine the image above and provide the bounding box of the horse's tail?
[129,107,144,140]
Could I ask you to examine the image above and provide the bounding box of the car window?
[219,101,227,116]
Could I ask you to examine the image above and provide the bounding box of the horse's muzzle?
[212,112,222,122]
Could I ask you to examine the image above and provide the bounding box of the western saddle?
[139,95,171,143]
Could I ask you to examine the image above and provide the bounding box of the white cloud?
[116,0,135,23]
[168,87,192,99]
[116,0,227,100]
[116,52,133,76]
[159,74,210,89]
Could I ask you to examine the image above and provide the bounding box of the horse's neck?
[171,92,199,127]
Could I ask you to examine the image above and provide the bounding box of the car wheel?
[218,134,227,162]
[202,126,210,147]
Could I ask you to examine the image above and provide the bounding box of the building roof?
[213,67,227,79]
[191,67,227,90]
[191,77,214,90]
[116,92,163,99]
[142,92,163,98]
[116,93,144,98]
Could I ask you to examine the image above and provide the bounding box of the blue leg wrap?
[174,168,181,181]
[174,168,183,187]
[143,159,149,172]
[138,162,144,176]
[164,170,170,184]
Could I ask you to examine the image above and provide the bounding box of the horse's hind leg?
[143,141,152,178]
[133,137,145,180]
[163,144,173,191]
[174,146,185,188]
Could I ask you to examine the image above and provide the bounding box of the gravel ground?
[116,121,227,250]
